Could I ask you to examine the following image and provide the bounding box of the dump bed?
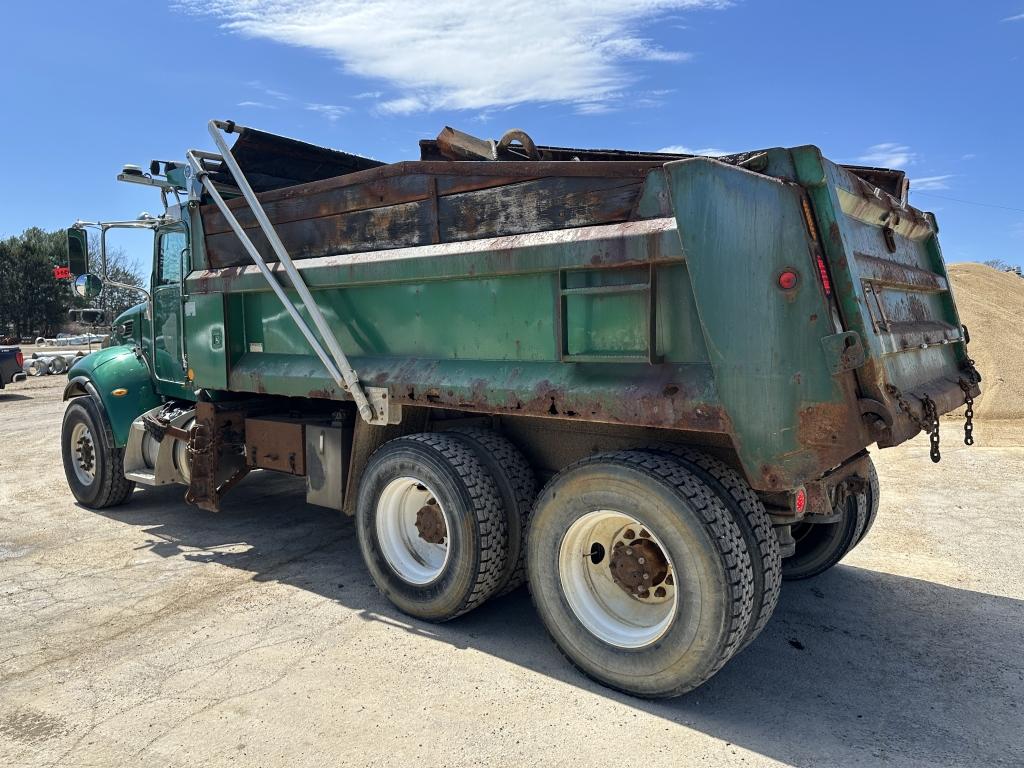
[183,129,978,492]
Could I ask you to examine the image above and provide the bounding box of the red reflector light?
[778,270,799,290]
[794,487,807,514]
[16,351,24,368]
[815,254,832,296]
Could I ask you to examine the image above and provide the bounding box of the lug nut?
[637,557,645,565]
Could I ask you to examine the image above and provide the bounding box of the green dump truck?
[61,120,980,697]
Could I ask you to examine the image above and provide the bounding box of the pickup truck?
[59,120,980,698]
[0,346,26,389]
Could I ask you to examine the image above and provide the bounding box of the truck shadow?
[98,473,1023,766]
[0,393,32,402]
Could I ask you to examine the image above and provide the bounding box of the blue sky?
[2,1,1022,273]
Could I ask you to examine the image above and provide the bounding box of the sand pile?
[945,262,1024,420]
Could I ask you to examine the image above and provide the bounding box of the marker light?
[794,487,807,514]
[778,270,799,290]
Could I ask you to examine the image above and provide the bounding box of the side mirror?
[67,308,106,325]
[66,227,90,277]
[74,273,104,300]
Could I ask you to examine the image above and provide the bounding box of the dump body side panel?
[186,218,732,435]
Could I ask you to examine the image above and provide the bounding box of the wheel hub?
[609,531,670,600]
[415,500,447,544]
[76,436,95,472]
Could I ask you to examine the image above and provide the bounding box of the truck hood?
[67,345,138,377]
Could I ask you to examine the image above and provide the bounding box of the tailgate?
[792,147,981,446]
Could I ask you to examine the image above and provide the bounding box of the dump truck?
[60,120,981,698]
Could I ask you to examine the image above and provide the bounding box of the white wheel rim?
[70,422,97,486]
[559,510,678,649]
[376,477,451,585]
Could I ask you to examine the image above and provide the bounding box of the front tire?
[356,433,509,622]
[61,397,135,509]
[527,451,754,698]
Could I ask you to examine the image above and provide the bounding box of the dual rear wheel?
[355,430,534,621]
[358,434,780,698]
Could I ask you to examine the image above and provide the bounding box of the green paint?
[67,346,162,446]
[74,148,974,491]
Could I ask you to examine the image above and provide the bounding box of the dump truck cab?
[58,120,980,698]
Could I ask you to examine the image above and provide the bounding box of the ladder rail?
[185,126,375,424]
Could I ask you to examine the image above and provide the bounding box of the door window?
[157,231,187,285]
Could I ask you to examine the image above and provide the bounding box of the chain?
[959,378,975,446]
[921,394,940,463]
[958,322,981,447]
[889,385,927,432]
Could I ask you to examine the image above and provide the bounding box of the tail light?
[793,486,807,515]
[815,253,832,296]
[15,351,24,368]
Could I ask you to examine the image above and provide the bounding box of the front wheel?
[61,397,135,509]
[527,451,754,698]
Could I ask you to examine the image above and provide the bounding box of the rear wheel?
[527,451,754,698]
[782,493,867,581]
[61,397,135,509]
[356,433,509,621]
[853,457,880,548]
[643,445,781,651]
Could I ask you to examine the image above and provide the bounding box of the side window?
[157,231,187,285]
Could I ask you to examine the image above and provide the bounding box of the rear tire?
[527,451,754,698]
[642,445,781,651]
[782,493,867,581]
[852,457,880,548]
[61,397,135,509]
[356,433,509,622]
[444,427,536,594]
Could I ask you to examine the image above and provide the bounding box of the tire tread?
[643,445,781,650]
[392,433,508,618]
[445,427,536,594]
[530,450,755,696]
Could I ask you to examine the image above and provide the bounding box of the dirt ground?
[1,376,1022,768]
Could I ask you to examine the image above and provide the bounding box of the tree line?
[0,227,145,340]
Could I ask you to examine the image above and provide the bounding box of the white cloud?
[911,174,953,191]
[178,0,727,113]
[246,80,291,101]
[657,144,731,156]
[237,100,275,109]
[1002,12,1024,21]
[857,142,916,167]
[305,103,350,121]
[961,153,977,160]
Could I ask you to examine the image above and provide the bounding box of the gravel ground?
[1,376,1022,767]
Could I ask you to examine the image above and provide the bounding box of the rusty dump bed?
[185,125,980,492]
